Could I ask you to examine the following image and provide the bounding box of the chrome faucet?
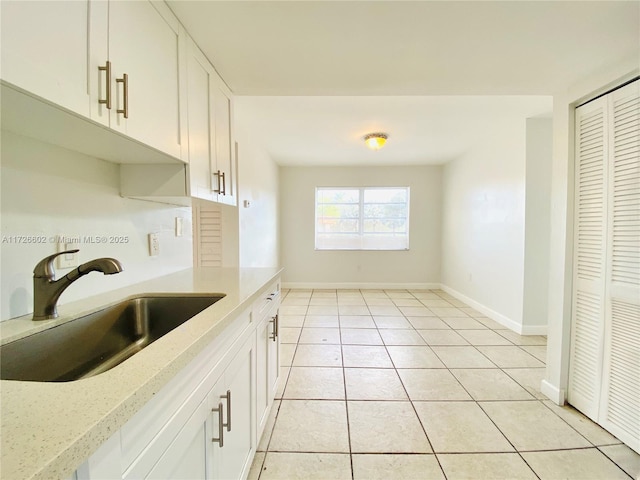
[33,249,123,320]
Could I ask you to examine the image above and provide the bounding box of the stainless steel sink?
[0,294,225,382]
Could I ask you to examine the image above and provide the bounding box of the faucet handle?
[33,249,80,279]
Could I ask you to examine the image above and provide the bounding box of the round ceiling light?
[364,133,388,150]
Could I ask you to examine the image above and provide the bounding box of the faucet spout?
[33,250,124,321]
[66,257,124,281]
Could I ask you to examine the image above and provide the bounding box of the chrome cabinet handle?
[269,314,278,341]
[220,390,231,432]
[269,317,275,341]
[116,73,129,118]
[220,171,226,195]
[211,402,224,447]
[98,61,111,109]
[213,170,222,193]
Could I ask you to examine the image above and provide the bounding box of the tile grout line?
[536,398,633,478]
[595,446,636,480]
[473,399,543,479]
[314,288,354,479]
[337,310,355,480]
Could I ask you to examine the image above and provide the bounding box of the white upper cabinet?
[0,0,92,117]
[2,0,236,200]
[1,0,186,162]
[186,39,219,202]
[184,35,237,205]
[90,0,186,159]
[121,33,237,206]
[120,34,238,207]
[212,80,237,206]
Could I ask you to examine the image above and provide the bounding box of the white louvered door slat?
[193,201,223,267]
[569,96,608,419]
[199,209,222,267]
[599,80,640,453]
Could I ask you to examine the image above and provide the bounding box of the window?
[315,187,410,250]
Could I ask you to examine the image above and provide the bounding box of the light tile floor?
[250,289,640,480]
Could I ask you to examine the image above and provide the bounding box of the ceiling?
[167,1,638,165]
[234,95,551,165]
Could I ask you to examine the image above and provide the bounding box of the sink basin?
[0,294,225,382]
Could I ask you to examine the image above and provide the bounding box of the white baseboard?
[439,284,524,333]
[520,324,548,335]
[439,284,548,336]
[282,282,441,290]
[541,380,566,405]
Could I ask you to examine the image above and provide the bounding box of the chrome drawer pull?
[98,61,111,109]
[221,390,231,432]
[211,402,224,447]
[116,73,129,118]
[213,170,222,193]
[269,315,278,341]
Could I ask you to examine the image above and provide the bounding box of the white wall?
[236,142,279,268]
[235,100,280,268]
[522,117,553,333]
[0,132,193,321]
[279,165,442,288]
[542,56,639,404]
[441,119,527,331]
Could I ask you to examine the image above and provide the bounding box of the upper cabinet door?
[88,0,109,127]
[0,0,91,117]
[212,79,237,206]
[185,34,237,206]
[107,0,185,160]
[186,39,217,202]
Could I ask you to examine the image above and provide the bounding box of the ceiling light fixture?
[364,133,388,150]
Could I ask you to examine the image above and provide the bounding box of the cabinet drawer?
[252,280,281,323]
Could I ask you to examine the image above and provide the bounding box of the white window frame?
[315,186,410,251]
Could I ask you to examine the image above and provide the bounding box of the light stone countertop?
[0,267,283,480]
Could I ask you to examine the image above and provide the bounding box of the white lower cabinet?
[256,310,280,436]
[147,396,210,479]
[146,334,255,480]
[210,335,255,480]
[74,278,280,480]
[253,281,281,438]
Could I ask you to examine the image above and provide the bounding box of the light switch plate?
[175,217,183,237]
[56,241,78,269]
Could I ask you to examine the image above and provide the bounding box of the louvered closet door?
[569,95,609,419]
[599,80,640,452]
